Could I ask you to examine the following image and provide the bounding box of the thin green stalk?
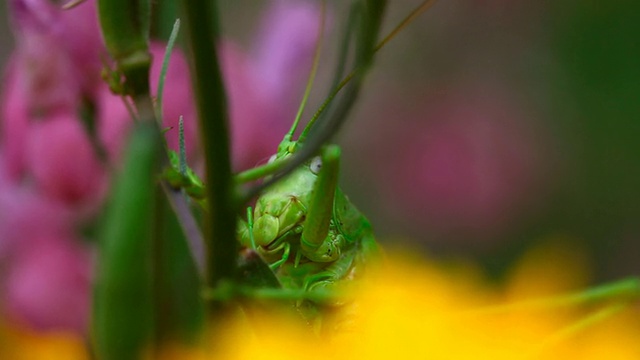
[235,0,437,191]
[182,0,237,298]
[155,19,182,122]
[374,0,437,51]
[300,0,437,143]
[528,303,628,358]
[465,277,640,316]
[236,0,387,204]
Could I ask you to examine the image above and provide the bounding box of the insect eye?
[309,156,322,174]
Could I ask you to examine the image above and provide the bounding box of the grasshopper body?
[239,143,380,305]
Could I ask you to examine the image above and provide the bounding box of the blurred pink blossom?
[0,177,89,332]
[368,83,544,242]
[9,0,101,93]
[57,1,103,96]
[227,0,325,170]
[1,0,85,179]
[0,0,327,334]
[25,113,107,209]
[95,0,325,171]
[0,176,72,260]
[97,43,199,163]
[0,0,108,334]
[3,235,92,333]
[223,41,288,171]
[253,0,325,105]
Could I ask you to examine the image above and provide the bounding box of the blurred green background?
[1,0,638,283]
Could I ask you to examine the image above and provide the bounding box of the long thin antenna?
[235,0,438,198]
[298,0,438,143]
[282,1,327,144]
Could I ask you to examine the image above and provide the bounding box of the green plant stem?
[465,277,640,316]
[182,0,237,300]
[155,19,182,122]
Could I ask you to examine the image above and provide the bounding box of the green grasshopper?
[237,137,381,297]
[164,0,439,314]
[162,0,640,337]
[165,106,382,312]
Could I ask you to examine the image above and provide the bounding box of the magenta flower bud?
[25,113,107,208]
[7,0,82,113]
[0,181,72,260]
[58,0,104,96]
[3,235,92,333]
[8,0,60,34]
[0,59,31,180]
[1,1,103,180]
[9,0,104,95]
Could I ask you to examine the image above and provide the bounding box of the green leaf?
[93,123,162,359]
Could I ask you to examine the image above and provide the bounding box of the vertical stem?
[182,0,237,301]
[151,185,165,355]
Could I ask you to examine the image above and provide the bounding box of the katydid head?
[251,151,323,248]
[248,146,339,261]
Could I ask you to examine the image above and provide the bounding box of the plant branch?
[182,0,237,297]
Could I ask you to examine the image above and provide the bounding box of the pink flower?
[0,0,327,334]
[96,0,325,171]
[0,178,89,333]
[1,0,100,180]
[226,0,326,170]
[58,0,103,96]
[367,83,545,243]
[253,0,326,105]
[222,41,287,171]
[96,43,199,163]
[2,235,92,333]
[25,113,107,209]
[0,179,72,260]
[10,0,102,94]
[0,60,31,180]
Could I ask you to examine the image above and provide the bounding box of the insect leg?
[269,242,291,271]
[301,145,341,262]
[246,206,256,249]
[303,248,356,297]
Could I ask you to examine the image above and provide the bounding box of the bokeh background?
[0,0,638,286]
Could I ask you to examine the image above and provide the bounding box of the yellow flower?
[205,243,640,360]
[5,241,639,359]
[0,323,88,360]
